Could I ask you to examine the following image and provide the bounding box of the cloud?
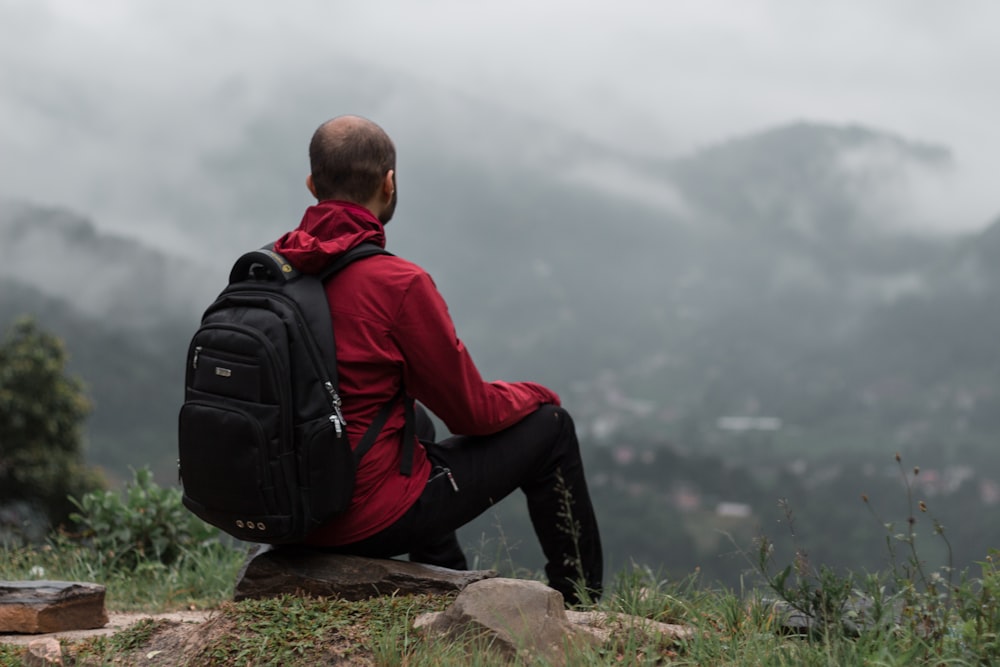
[0,0,997,242]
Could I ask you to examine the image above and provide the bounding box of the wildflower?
[29,565,45,579]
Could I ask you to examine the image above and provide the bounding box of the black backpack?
[177,242,414,543]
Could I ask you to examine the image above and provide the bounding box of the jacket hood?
[274,200,386,274]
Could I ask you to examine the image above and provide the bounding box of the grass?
[3,453,1000,664]
[0,537,245,612]
[3,541,1000,665]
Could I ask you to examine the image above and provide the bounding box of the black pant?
[333,404,603,605]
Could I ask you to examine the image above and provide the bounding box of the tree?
[0,317,104,537]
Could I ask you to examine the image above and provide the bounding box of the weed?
[555,468,597,607]
[754,497,866,640]
[465,513,538,581]
[751,452,1000,663]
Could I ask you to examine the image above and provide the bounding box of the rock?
[415,579,696,664]
[233,545,497,601]
[766,595,899,636]
[0,581,108,634]
[565,609,694,646]
[414,578,600,665]
[23,637,64,666]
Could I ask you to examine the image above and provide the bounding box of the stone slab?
[233,546,497,601]
[0,581,108,634]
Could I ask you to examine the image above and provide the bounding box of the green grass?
[3,539,1000,665]
[0,538,245,611]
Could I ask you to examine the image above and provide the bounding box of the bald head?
[308,115,396,204]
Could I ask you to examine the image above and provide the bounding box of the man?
[273,115,603,605]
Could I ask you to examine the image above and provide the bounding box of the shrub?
[68,466,220,569]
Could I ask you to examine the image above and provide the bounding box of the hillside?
[3,119,1000,580]
[0,120,988,467]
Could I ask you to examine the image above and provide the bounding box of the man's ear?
[383,170,395,202]
[306,174,318,199]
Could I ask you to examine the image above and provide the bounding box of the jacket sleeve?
[390,270,560,436]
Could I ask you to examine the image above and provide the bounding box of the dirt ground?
[1,609,374,665]
[0,609,212,647]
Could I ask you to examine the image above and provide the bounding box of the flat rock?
[233,546,497,601]
[0,581,108,634]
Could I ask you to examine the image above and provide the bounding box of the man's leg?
[343,404,603,605]
[407,519,467,570]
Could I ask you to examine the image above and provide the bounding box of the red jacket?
[273,200,560,545]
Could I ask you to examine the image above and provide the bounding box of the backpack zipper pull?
[329,413,343,436]
[324,381,348,435]
[192,346,202,369]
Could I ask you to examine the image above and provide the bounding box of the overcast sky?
[2,0,998,239]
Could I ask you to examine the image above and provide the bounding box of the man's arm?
[391,270,559,436]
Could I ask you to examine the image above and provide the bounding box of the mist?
[4,0,1000,584]
[1,0,998,250]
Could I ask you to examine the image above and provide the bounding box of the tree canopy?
[0,317,103,537]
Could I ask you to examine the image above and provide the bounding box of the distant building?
[716,416,783,432]
[716,502,753,518]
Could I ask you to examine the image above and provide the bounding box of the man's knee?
[528,404,579,452]
[535,403,572,424]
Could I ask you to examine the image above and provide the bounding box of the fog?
[7,1,1000,580]
[1,0,998,250]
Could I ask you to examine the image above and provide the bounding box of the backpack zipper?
[239,290,348,438]
[208,289,348,440]
[324,382,347,436]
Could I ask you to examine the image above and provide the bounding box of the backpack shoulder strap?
[314,243,414,476]
[267,240,414,475]
[318,242,394,282]
[294,242,393,381]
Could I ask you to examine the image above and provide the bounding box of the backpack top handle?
[229,247,301,284]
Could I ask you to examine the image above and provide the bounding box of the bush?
[68,466,220,569]
[0,317,104,533]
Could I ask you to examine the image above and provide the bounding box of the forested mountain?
[3,119,999,583]
[0,120,988,475]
